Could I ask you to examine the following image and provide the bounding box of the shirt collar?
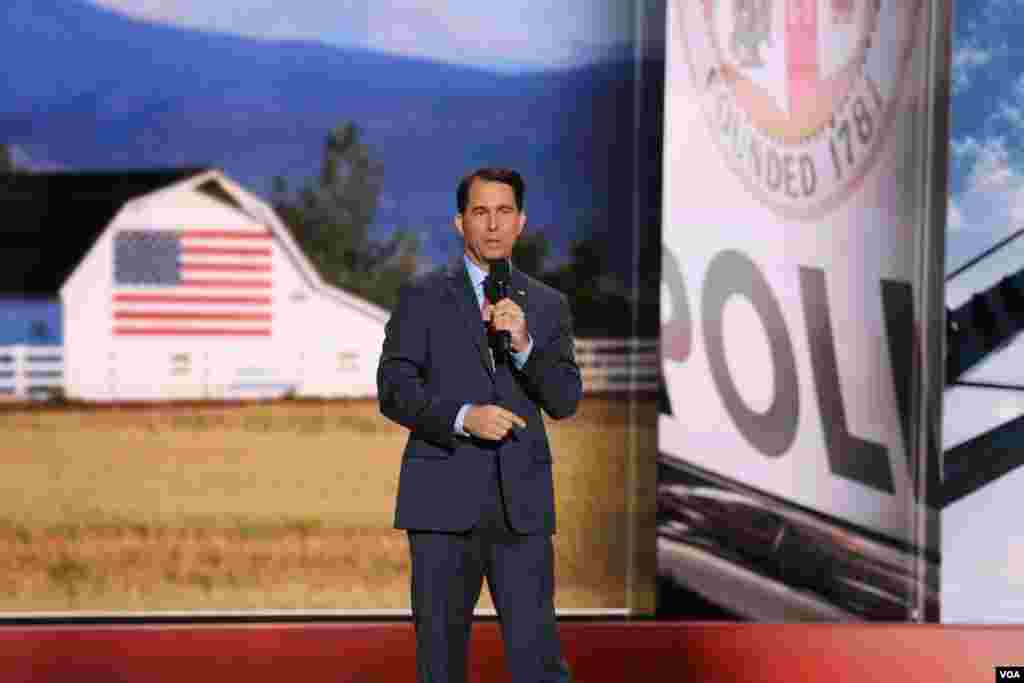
[464,254,511,291]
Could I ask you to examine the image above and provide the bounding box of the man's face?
[455,179,525,270]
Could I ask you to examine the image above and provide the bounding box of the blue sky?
[944,0,1024,394]
[946,0,1024,300]
[88,0,634,71]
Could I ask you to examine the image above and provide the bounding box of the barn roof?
[0,169,208,296]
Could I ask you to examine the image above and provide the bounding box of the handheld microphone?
[487,258,511,356]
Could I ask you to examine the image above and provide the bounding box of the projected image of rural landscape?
[0,0,659,613]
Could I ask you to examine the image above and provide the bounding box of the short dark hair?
[456,167,525,214]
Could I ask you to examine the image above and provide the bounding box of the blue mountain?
[1,0,646,276]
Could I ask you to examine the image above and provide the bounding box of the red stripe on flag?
[181,247,273,257]
[179,279,272,289]
[112,295,272,305]
[113,328,272,337]
[114,312,273,321]
[181,263,272,273]
[180,230,273,240]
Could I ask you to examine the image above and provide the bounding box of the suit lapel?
[446,262,495,380]
[508,266,529,318]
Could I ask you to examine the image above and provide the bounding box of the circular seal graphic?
[676,0,925,220]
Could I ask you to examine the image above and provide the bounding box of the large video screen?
[0,0,658,616]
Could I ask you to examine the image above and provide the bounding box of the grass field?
[0,397,657,613]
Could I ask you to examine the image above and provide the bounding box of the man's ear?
[454,212,465,239]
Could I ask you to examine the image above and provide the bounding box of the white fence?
[0,345,64,400]
[575,338,659,394]
[0,339,659,401]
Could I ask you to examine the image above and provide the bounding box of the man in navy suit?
[377,167,581,683]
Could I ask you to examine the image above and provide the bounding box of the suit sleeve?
[377,282,464,450]
[518,292,582,420]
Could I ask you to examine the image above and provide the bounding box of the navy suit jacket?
[377,261,582,534]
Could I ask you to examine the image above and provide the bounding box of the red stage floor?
[1,620,1021,682]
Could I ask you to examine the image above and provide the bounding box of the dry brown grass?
[0,398,657,613]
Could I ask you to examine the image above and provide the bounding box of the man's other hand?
[463,405,526,441]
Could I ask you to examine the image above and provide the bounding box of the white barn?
[6,168,387,402]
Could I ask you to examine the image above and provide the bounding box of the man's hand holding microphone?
[464,258,529,441]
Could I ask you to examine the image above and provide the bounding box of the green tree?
[540,219,633,336]
[511,230,551,280]
[272,124,420,310]
[0,144,15,173]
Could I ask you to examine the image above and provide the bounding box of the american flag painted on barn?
[112,228,274,337]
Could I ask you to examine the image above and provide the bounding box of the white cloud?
[962,137,1017,191]
[88,0,632,70]
[365,2,537,66]
[993,74,1024,130]
[358,1,631,69]
[1012,186,1024,224]
[952,45,993,93]
[90,0,367,44]
[949,56,1024,268]
[948,197,964,232]
[946,135,1024,272]
[996,102,1024,129]
[951,136,981,160]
